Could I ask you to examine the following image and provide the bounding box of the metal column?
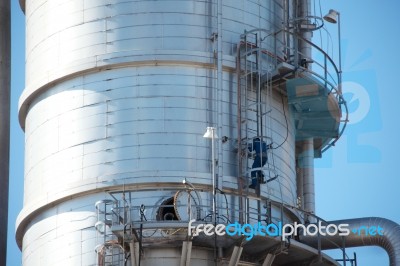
[301,138,315,216]
[297,0,312,63]
[0,0,11,265]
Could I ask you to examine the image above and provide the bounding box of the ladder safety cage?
[236,29,283,225]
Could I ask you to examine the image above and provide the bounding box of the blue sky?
[315,0,400,265]
[6,1,400,265]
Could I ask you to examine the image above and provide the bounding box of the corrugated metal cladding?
[17,0,295,265]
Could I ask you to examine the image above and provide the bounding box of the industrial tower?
[15,0,400,265]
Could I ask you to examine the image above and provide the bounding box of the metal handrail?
[273,29,349,153]
[237,28,348,153]
[107,189,353,264]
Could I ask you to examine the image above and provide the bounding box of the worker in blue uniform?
[248,137,268,189]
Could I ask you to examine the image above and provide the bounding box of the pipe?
[182,179,203,220]
[337,11,342,95]
[216,0,223,212]
[297,0,313,68]
[300,217,400,266]
[296,166,304,209]
[236,40,244,224]
[0,0,11,265]
[299,138,315,216]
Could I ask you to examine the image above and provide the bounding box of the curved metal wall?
[17,0,296,265]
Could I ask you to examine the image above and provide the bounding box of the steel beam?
[262,253,276,266]
[228,246,243,266]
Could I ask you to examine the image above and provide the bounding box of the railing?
[109,193,271,227]
[276,29,348,152]
[94,188,354,265]
[237,28,348,153]
[107,187,298,236]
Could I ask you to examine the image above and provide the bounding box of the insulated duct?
[300,217,400,266]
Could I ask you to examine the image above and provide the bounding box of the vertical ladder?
[237,29,276,223]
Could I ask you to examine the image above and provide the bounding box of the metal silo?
[16,1,399,266]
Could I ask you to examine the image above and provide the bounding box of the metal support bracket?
[129,241,140,266]
[229,246,243,266]
[180,241,193,266]
[228,246,243,266]
[262,253,276,266]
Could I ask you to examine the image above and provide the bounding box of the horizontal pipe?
[300,217,400,266]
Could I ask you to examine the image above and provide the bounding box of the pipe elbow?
[299,217,400,266]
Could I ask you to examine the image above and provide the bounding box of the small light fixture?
[203,127,218,139]
[323,9,339,24]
